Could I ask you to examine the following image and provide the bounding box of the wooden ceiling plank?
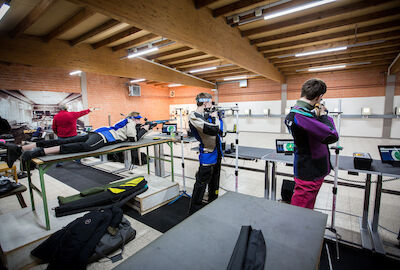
[227,0,310,25]
[111,33,158,51]
[198,68,246,77]
[146,46,192,60]
[192,66,242,75]
[194,0,219,9]
[159,52,206,64]
[250,7,400,45]
[69,0,284,83]
[9,0,55,38]
[203,71,253,79]
[43,7,95,42]
[275,47,400,67]
[91,26,142,49]
[280,56,396,72]
[257,20,400,52]
[170,56,219,68]
[212,0,265,18]
[284,64,391,75]
[272,44,400,63]
[69,19,120,46]
[263,31,400,58]
[0,33,214,88]
[241,0,393,37]
[389,52,400,74]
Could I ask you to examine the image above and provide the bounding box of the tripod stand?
[169,108,190,204]
[326,100,343,260]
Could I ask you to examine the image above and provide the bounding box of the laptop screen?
[276,139,295,154]
[162,124,177,134]
[378,146,400,163]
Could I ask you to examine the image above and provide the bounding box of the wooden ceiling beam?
[389,52,400,74]
[91,26,141,49]
[146,46,192,60]
[241,0,393,37]
[250,7,400,45]
[192,66,242,75]
[43,7,95,42]
[202,71,253,80]
[212,0,264,18]
[0,33,214,88]
[284,64,391,75]
[159,52,206,64]
[198,68,246,78]
[263,32,400,58]
[280,57,395,72]
[69,19,120,46]
[9,0,55,38]
[170,56,219,68]
[227,0,310,25]
[271,42,400,63]
[69,0,284,83]
[257,21,400,52]
[275,47,400,67]
[178,61,232,72]
[111,33,158,51]
[194,0,219,9]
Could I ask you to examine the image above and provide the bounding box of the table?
[262,151,400,255]
[26,137,175,230]
[114,192,328,270]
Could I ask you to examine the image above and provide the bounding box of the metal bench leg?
[39,165,50,230]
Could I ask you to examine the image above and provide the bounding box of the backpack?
[88,217,136,263]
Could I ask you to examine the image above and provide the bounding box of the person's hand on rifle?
[142,124,150,131]
[210,111,218,118]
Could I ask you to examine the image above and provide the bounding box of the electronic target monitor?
[378,145,400,166]
[276,139,295,154]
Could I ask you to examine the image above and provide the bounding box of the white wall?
[0,93,33,125]
[391,95,400,139]
[171,96,398,138]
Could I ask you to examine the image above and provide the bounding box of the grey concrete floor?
[1,131,399,269]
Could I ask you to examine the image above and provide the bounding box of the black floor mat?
[123,196,192,233]
[319,238,400,269]
[46,162,122,191]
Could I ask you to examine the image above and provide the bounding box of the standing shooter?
[188,93,224,214]
[285,78,338,209]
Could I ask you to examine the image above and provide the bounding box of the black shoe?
[21,147,45,164]
[5,143,22,168]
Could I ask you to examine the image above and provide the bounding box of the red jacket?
[52,109,90,137]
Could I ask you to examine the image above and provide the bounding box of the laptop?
[378,145,400,167]
[276,139,295,154]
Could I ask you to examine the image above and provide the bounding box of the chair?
[0,163,27,208]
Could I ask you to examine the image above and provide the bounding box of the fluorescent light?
[223,75,248,81]
[308,65,346,72]
[168,83,182,87]
[264,0,336,20]
[127,47,159,59]
[295,46,347,57]
[69,70,82,76]
[0,2,10,21]
[189,66,217,73]
[130,78,146,83]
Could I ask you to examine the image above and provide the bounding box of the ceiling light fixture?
[0,1,10,21]
[189,66,217,73]
[130,78,146,83]
[128,47,159,59]
[69,70,82,76]
[295,46,347,57]
[264,0,336,20]
[223,75,248,81]
[168,83,182,87]
[308,65,346,72]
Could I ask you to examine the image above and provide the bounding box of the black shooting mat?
[46,161,122,191]
[123,196,194,233]
[46,161,193,232]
